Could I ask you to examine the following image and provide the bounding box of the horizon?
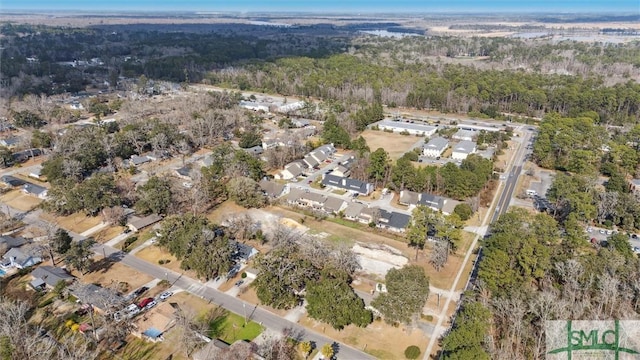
[1,0,639,14]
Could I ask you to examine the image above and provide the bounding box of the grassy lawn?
[361,129,423,160]
[209,311,264,344]
[331,189,347,195]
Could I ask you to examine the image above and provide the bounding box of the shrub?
[404,345,421,359]
[38,298,55,308]
[158,259,166,265]
[241,272,247,279]
[453,203,474,221]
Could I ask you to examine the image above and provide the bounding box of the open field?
[206,200,246,224]
[361,130,421,160]
[135,245,202,281]
[40,212,102,234]
[0,190,42,211]
[74,257,153,291]
[300,314,428,359]
[92,225,126,243]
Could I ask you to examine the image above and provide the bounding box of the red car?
[138,297,154,308]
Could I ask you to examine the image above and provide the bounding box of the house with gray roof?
[127,214,163,232]
[292,118,311,128]
[451,140,477,161]
[243,145,264,156]
[377,210,411,232]
[22,183,48,199]
[297,192,327,210]
[323,196,347,214]
[343,202,366,221]
[275,162,305,180]
[423,137,449,158]
[321,174,373,195]
[1,247,42,270]
[0,235,27,254]
[259,179,288,198]
[30,266,75,290]
[303,154,320,169]
[358,207,380,224]
[29,166,43,180]
[130,155,151,166]
[452,129,475,141]
[68,283,124,313]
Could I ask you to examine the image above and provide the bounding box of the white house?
[451,140,477,161]
[23,183,48,199]
[423,137,449,158]
[375,120,437,136]
[452,129,475,141]
[239,101,270,112]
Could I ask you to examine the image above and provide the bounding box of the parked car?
[145,300,157,310]
[586,227,593,233]
[599,229,606,234]
[606,229,613,235]
[159,291,173,301]
[138,297,154,308]
[133,286,148,297]
[235,280,244,287]
[633,247,640,254]
[632,234,638,239]
[126,304,139,313]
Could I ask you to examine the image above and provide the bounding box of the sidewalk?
[80,222,109,237]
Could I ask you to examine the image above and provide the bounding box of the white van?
[526,189,537,196]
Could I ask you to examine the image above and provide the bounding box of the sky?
[1,0,638,13]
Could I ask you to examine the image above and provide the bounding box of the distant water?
[248,21,291,27]
[359,30,421,38]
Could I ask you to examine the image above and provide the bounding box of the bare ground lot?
[135,245,201,280]
[73,257,153,292]
[300,314,428,359]
[40,212,102,234]
[361,130,422,160]
[0,190,42,211]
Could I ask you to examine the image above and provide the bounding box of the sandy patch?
[0,190,42,211]
[353,243,408,277]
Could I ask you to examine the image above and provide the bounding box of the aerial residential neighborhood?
[1,5,640,360]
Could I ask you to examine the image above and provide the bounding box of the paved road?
[96,244,373,359]
[491,129,534,222]
[0,203,373,360]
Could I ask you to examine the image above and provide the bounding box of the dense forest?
[2,23,640,123]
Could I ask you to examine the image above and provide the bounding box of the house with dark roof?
[292,118,311,128]
[243,145,264,156]
[30,266,75,290]
[22,183,48,199]
[1,247,42,270]
[321,174,374,196]
[0,137,21,148]
[174,166,192,180]
[1,175,26,187]
[399,190,458,215]
[127,214,163,232]
[377,210,411,232]
[230,241,258,263]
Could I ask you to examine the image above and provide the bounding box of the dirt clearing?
[40,212,102,234]
[0,190,42,211]
[300,315,428,359]
[361,130,422,160]
[74,258,153,291]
